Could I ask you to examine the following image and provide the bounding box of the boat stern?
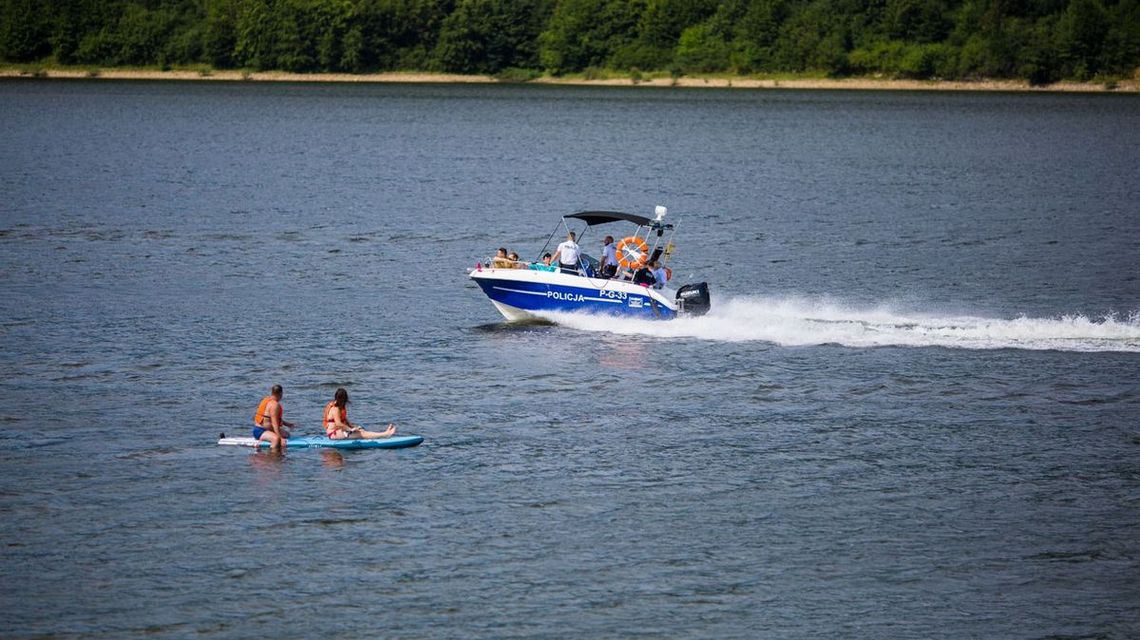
[676,282,712,316]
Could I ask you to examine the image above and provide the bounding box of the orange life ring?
[616,236,648,269]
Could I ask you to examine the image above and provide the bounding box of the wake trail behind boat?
[545,295,1140,353]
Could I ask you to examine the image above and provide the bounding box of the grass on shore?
[6,62,247,79]
[2,62,1137,92]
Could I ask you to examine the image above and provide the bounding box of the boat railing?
[476,252,673,290]
[479,256,553,271]
[479,252,601,275]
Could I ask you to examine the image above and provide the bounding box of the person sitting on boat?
[599,235,618,278]
[551,231,581,275]
[253,384,294,450]
[491,247,513,268]
[529,252,557,272]
[632,262,657,287]
[508,251,525,268]
[649,260,669,289]
[324,388,395,440]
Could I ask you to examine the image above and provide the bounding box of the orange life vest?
[253,396,273,426]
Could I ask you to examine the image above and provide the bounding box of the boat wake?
[544,295,1140,352]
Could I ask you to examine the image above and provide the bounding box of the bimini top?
[564,210,654,227]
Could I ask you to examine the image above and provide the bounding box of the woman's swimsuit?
[324,402,349,439]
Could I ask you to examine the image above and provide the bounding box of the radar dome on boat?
[655,205,667,221]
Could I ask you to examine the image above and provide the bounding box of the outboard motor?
[676,282,711,316]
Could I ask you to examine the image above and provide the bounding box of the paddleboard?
[218,434,423,450]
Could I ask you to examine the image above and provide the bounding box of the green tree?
[340,23,364,70]
[235,0,278,69]
[115,3,176,65]
[1018,13,1061,83]
[1099,0,1140,75]
[1057,0,1108,77]
[47,0,99,64]
[205,0,239,67]
[675,22,730,72]
[2,0,53,61]
[271,1,314,72]
[434,0,548,73]
[884,0,952,42]
[732,0,790,71]
[951,0,1018,76]
[355,0,453,70]
[612,0,717,68]
[771,0,852,73]
[538,0,644,73]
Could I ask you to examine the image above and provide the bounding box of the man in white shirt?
[599,235,618,278]
[552,231,581,275]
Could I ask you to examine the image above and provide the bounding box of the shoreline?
[2,67,1136,93]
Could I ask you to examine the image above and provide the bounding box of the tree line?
[2,0,1138,84]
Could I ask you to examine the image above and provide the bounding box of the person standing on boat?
[253,384,294,450]
[552,231,581,275]
[599,235,618,278]
[324,388,395,440]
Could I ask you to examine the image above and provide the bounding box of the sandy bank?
[0,68,497,84]
[2,67,1136,93]
[564,75,1138,92]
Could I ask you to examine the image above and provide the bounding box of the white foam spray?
[544,295,1140,352]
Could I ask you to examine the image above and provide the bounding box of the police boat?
[468,206,711,321]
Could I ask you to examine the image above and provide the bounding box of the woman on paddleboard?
[324,388,396,440]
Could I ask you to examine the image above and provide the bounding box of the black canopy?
[564,210,654,227]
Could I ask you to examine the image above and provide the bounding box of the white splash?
[544,295,1140,352]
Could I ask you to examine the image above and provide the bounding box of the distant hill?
[3,0,1137,85]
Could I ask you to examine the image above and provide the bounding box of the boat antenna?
[644,205,669,260]
[659,208,680,266]
[538,219,562,261]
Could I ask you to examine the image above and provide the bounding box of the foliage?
[494,65,541,81]
[2,0,1138,83]
[538,0,645,73]
[433,0,549,73]
[675,23,731,72]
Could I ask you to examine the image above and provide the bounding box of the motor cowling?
[676,282,711,316]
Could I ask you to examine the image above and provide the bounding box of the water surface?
[1,80,1138,638]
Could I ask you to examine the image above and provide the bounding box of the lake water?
[1,80,1138,638]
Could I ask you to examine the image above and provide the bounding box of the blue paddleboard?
[218,434,423,449]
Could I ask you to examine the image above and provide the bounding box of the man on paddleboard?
[253,385,294,450]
